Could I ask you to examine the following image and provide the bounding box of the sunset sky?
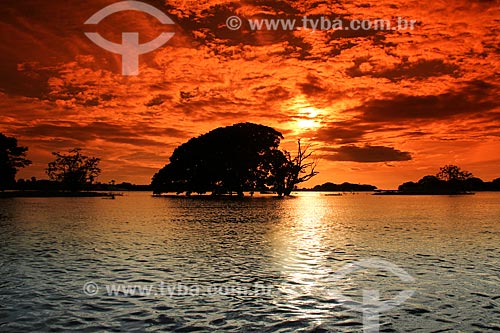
[1,0,499,189]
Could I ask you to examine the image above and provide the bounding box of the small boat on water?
[323,193,342,196]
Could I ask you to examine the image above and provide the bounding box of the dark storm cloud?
[298,74,326,97]
[356,80,499,123]
[174,95,253,120]
[312,121,371,144]
[328,24,382,39]
[145,94,173,107]
[15,122,189,146]
[254,86,292,102]
[164,0,301,48]
[295,74,346,107]
[0,65,54,98]
[323,145,412,163]
[347,58,460,81]
[279,36,314,60]
[0,0,118,97]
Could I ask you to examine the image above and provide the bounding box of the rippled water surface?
[0,192,499,332]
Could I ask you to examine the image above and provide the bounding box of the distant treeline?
[393,165,500,195]
[398,176,500,193]
[302,182,377,192]
[14,178,151,192]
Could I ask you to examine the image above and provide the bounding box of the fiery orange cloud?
[1,0,499,188]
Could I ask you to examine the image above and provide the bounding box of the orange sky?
[1,0,499,189]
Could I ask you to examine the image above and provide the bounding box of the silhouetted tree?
[0,133,31,190]
[398,165,478,194]
[436,165,473,182]
[270,139,318,196]
[46,148,101,192]
[436,165,473,193]
[151,123,318,196]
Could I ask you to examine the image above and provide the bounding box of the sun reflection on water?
[270,194,340,323]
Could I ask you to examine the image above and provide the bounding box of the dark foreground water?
[0,192,499,332]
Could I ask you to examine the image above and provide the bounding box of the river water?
[0,192,498,332]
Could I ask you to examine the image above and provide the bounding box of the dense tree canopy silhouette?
[436,165,473,181]
[398,165,478,194]
[312,182,377,192]
[152,123,318,196]
[46,148,101,192]
[0,133,32,190]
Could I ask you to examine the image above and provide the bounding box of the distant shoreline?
[4,190,498,199]
[0,191,120,198]
[373,190,476,196]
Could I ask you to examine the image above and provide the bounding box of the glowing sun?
[295,107,322,130]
